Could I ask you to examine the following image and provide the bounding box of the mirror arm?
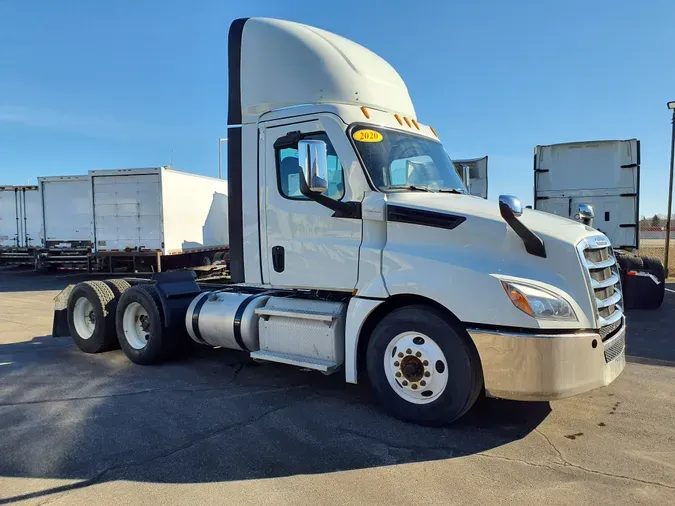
[499,201,546,258]
[299,178,362,219]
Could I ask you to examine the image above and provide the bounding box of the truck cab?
[58,18,626,425]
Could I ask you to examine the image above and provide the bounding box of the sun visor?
[227,18,416,125]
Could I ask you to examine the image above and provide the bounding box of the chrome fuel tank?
[185,291,271,351]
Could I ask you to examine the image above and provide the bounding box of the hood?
[386,192,599,247]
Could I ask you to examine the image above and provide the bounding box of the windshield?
[350,125,467,193]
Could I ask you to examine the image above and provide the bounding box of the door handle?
[272,246,285,273]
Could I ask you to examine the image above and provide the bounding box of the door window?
[276,133,345,200]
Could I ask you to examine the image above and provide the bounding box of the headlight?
[501,281,577,321]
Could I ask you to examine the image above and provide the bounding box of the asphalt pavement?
[1,268,674,505]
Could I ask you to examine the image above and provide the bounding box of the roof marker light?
[394,114,403,125]
[403,117,412,127]
[360,106,370,119]
[411,119,420,130]
[430,126,438,137]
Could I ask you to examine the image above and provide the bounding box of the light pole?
[218,137,228,179]
[665,101,675,277]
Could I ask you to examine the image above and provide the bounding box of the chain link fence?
[639,221,675,275]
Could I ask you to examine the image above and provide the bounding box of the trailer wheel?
[366,305,483,426]
[641,256,666,309]
[115,284,173,365]
[67,281,118,353]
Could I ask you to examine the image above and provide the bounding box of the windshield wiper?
[437,188,465,194]
[388,185,434,192]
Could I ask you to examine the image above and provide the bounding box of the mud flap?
[52,284,74,337]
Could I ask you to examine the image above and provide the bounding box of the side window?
[276,132,345,200]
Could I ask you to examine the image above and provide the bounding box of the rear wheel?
[366,305,483,426]
[641,256,665,309]
[115,284,174,365]
[67,281,118,353]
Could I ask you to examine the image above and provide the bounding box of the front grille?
[584,248,610,264]
[590,267,612,282]
[603,331,625,363]
[578,237,623,326]
[594,285,615,301]
[599,318,622,341]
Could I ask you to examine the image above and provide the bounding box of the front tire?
[366,305,483,426]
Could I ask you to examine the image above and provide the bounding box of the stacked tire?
[616,253,665,310]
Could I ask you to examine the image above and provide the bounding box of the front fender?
[381,221,595,330]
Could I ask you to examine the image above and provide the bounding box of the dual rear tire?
[67,280,174,364]
[67,280,131,353]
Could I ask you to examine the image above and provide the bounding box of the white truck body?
[90,167,229,255]
[0,186,41,262]
[38,176,93,247]
[534,140,639,250]
[58,18,627,425]
[454,156,488,199]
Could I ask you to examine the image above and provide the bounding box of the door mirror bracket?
[297,139,361,219]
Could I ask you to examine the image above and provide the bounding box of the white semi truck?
[0,185,40,266]
[534,140,665,309]
[35,168,230,272]
[454,156,488,199]
[53,18,626,425]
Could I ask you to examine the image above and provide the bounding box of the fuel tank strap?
[233,294,263,351]
[191,293,210,345]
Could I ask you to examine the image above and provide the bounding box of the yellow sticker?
[353,129,383,143]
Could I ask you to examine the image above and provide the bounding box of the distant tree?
[651,214,661,227]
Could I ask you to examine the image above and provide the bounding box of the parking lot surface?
[1,268,674,505]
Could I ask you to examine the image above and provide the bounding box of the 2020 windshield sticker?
[352,129,383,143]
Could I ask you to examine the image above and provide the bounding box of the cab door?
[262,116,361,290]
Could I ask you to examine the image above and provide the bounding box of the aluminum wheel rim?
[384,331,449,405]
[122,302,151,350]
[73,297,96,339]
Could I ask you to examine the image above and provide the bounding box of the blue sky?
[1,0,674,216]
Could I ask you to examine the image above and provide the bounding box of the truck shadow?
[0,339,550,504]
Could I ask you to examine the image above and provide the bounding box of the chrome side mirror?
[298,139,328,194]
[575,203,594,226]
[499,195,523,217]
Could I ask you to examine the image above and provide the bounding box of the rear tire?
[67,281,118,353]
[641,256,665,309]
[115,284,174,365]
[366,305,483,426]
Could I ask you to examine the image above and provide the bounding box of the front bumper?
[469,321,626,401]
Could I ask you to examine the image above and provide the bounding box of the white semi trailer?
[35,168,230,272]
[454,156,488,199]
[89,167,229,272]
[0,185,40,265]
[36,175,93,271]
[54,18,626,425]
[534,140,665,309]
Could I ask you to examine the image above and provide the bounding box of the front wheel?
[366,305,483,425]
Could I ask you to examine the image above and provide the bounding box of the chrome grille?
[577,237,623,327]
[599,318,622,341]
[595,285,615,301]
[584,248,610,264]
[603,330,625,363]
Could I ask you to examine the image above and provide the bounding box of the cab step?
[249,350,339,374]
